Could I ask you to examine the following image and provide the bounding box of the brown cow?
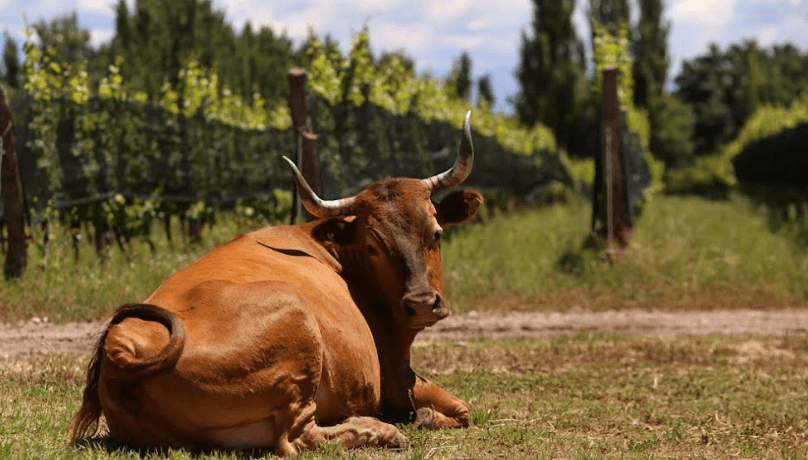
[72,111,482,455]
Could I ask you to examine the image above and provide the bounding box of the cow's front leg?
[280,403,408,455]
[410,373,470,429]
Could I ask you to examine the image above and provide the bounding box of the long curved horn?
[282,156,358,218]
[422,111,474,194]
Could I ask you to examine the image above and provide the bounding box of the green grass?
[3,333,808,459]
[2,195,808,323]
[442,195,808,314]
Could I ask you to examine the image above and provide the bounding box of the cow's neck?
[349,286,418,360]
[346,284,422,421]
[307,219,423,419]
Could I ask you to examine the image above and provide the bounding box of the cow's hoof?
[414,407,435,429]
[343,416,410,449]
[388,429,410,450]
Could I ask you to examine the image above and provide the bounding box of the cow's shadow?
[72,436,275,459]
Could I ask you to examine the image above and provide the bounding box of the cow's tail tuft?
[70,326,109,441]
[71,303,185,441]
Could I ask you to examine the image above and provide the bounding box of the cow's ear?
[436,190,483,227]
[312,218,357,245]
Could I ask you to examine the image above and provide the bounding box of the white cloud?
[442,33,486,49]
[259,6,330,41]
[78,0,115,15]
[669,0,739,26]
[369,21,435,54]
[746,0,804,4]
[354,0,416,10]
[755,14,808,47]
[220,0,254,9]
[426,0,470,23]
[467,17,492,32]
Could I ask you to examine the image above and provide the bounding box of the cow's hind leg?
[277,404,407,455]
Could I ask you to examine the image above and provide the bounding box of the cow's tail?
[71,303,185,441]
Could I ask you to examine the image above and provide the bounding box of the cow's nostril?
[431,294,443,311]
[403,292,441,315]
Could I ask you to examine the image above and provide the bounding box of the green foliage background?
[12,27,577,247]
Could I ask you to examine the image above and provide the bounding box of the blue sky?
[1,0,806,113]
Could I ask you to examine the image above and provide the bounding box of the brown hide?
[72,114,483,455]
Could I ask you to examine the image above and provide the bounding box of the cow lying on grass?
[71,111,482,455]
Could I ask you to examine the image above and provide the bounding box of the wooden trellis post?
[288,68,322,223]
[0,86,28,278]
[592,66,630,250]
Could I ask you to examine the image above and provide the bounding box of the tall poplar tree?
[512,0,589,156]
[632,0,669,108]
[477,74,495,109]
[630,0,696,167]
[100,0,236,98]
[2,33,20,89]
[588,0,631,31]
[741,41,762,121]
[450,51,473,102]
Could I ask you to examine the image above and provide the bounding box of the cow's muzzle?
[402,291,449,328]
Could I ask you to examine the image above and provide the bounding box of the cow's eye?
[434,229,443,242]
[366,244,378,255]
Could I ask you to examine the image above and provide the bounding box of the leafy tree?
[632,0,669,108]
[99,0,295,105]
[450,51,473,101]
[100,0,234,98]
[649,94,694,168]
[110,0,132,52]
[2,32,21,89]
[231,22,293,103]
[741,41,762,122]
[763,44,808,103]
[675,41,808,157]
[630,0,692,168]
[513,0,592,157]
[588,0,631,31]
[377,50,415,75]
[295,29,342,74]
[31,12,94,66]
[477,73,495,109]
[588,0,632,69]
[676,44,739,156]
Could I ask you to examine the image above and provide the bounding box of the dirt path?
[2,309,808,362]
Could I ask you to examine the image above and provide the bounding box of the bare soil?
[2,309,808,363]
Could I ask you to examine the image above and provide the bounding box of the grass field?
[1,195,807,323]
[2,195,808,458]
[443,195,808,314]
[2,333,808,459]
